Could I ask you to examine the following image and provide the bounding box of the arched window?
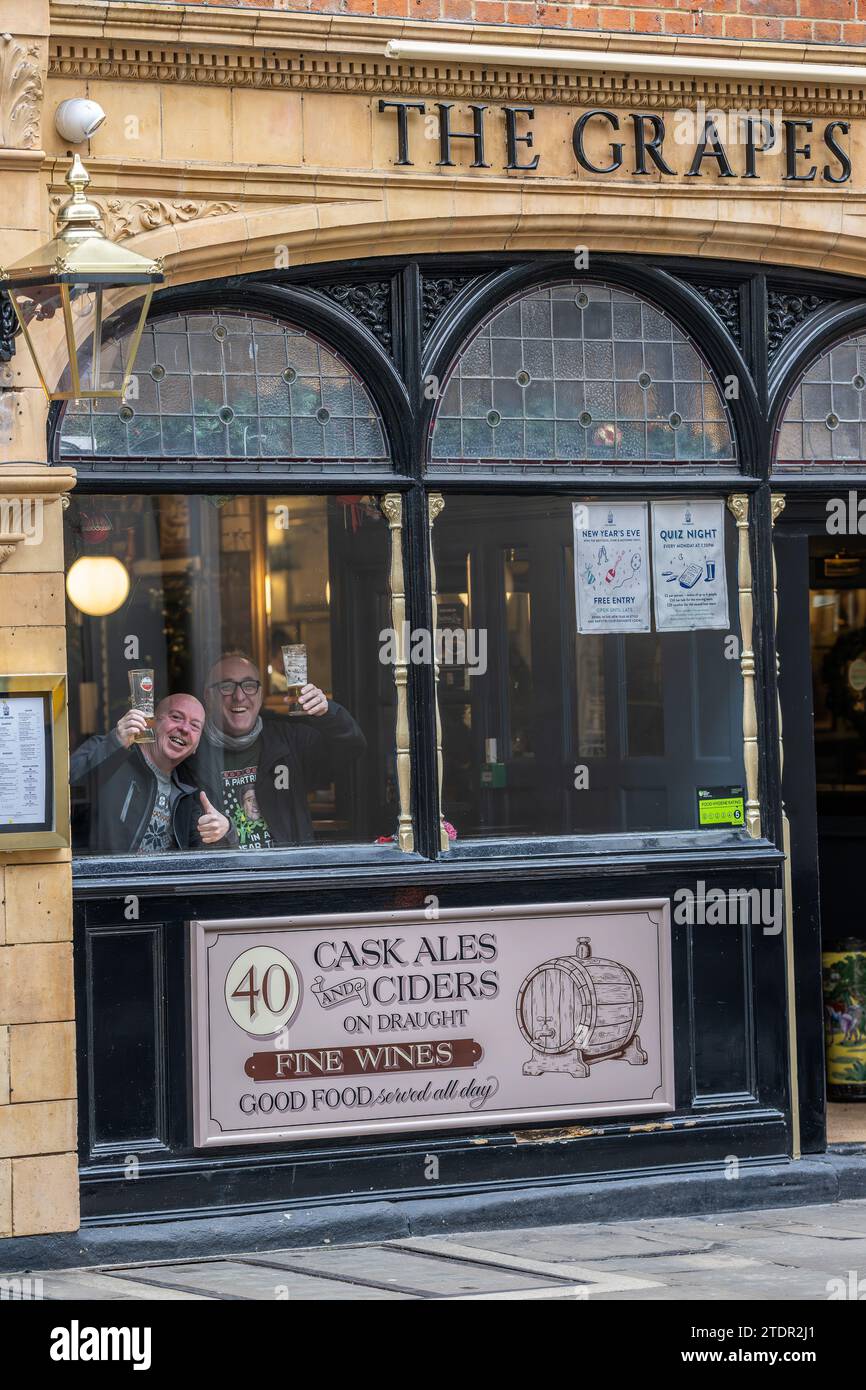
[429,281,735,469]
[776,332,866,466]
[58,310,389,464]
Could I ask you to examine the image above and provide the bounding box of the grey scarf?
[204,716,263,752]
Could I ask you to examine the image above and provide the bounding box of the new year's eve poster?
[573,502,650,634]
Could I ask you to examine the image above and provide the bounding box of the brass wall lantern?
[0,153,164,401]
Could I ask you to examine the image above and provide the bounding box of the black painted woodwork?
[51,250,866,1221]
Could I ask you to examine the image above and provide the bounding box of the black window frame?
[56,250,866,889]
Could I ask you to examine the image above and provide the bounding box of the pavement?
[5,1197,866,1300]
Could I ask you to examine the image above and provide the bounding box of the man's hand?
[197,791,230,845]
[294,683,328,717]
[116,710,148,747]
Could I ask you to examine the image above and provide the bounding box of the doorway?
[776,516,866,1153]
[809,538,866,1141]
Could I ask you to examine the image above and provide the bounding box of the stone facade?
[0,0,78,1241]
[3,0,866,1241]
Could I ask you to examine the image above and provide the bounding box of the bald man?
[70,692,235,855]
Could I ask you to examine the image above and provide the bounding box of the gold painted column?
[426,493,449,853]
[381,494,414,852]
[727,494,761,839]
[0,0,79,1241]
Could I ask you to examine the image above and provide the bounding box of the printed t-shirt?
[219,740,274,849]
[139,761,174,852]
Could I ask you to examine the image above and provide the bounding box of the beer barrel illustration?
[516,936,647,1078]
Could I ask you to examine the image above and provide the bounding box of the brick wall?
[169,0,866,46]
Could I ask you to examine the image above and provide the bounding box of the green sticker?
[697,786,745,827]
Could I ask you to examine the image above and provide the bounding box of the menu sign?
[0,695,48,829]
[190,901,674,1147]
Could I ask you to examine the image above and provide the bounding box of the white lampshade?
[66,555,130,616]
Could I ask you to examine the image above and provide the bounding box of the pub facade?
[2,0,866,1255]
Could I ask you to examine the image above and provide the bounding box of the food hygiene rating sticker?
[697,786,745,827]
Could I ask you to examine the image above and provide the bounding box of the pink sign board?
[190,899,674,1148]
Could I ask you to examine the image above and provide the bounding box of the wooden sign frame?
[0,673,69,849]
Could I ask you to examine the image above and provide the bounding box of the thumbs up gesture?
[197,790,230,845]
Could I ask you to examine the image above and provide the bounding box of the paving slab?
[418,1223,716,1262]
[243,1245,570,1297]
[4,1271,212,1301]
[109,1260,414,1300]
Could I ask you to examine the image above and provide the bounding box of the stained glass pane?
[776,333,866,464]
[430,281,736,465]
[58,311,389,462]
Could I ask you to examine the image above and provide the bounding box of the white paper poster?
[573,502,650,634]
[651,500,729,632]
[0,695,47,826]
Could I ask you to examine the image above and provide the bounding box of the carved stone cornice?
[0,33,43,149]
[46,6,866,115]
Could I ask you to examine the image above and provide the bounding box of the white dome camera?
[54,98,106,145]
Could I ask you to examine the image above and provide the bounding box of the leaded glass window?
[58,311,389,465]
[429,282,736,469]
[776,333,866,466]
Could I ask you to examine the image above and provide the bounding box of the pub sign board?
[190,900,674,1148]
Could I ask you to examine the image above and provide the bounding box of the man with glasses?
[189,652,366,849]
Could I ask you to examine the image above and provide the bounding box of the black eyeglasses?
[208,679,262,697]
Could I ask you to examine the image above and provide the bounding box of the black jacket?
[186,703,366,847]
[70,731,235,855]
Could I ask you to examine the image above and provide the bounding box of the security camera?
[54,98,106,145]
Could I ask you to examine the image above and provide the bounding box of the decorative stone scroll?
[0,34,42,149]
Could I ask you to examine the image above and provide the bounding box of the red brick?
[662,10,697,33]
[782,18,815,39]
[800,0,853,16]
[505,1,537,19]
[753,17,783,39]
[723,14,754,36]
[537,2,572,23]
[377,0,409,13]
[475,0,507,17]
[813,20,843,40]
[842,21,866,42]
[410,0,440,14]
[739,0,797,12]
[440,0,473,16]
[599,7,632,28]
[633,9,664,31]
[696,13,725,35]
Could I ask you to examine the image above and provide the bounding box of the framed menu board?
[0,674,69,849]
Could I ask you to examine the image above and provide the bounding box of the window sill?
[439,828,782,864]
[72,841,423,894]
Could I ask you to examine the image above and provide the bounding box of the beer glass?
[281,644,307,716]
[128,668,156,743]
